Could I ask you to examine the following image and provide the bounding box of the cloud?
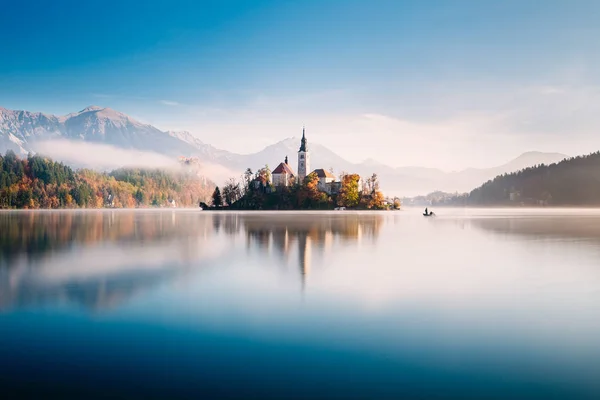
[160,100,180,106]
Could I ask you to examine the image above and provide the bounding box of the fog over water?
[1,209,599,399]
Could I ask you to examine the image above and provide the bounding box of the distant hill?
[452,152,600,206]
[0,105,568,193]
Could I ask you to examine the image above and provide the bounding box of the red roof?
[272,162,295,175]
[312,169,336,179]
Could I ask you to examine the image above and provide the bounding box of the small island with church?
[204,128,401,210]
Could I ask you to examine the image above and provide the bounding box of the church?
[271,128,341,194]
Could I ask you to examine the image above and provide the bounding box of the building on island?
[312,168,340,194]
[272,156,295,187]
[263,127,342,194]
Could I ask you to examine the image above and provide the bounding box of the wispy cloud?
[160,100,180,106]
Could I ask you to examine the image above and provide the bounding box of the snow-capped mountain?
[0,105,569,195]
[0,105,202,157]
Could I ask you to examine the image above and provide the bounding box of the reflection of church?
[243,215,382,289]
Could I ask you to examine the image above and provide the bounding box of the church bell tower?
[298,126,310,183]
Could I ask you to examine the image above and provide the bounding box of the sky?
[1,0,600,171]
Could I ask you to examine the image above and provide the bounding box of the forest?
[0,151,214,209]
[438,151,600,206]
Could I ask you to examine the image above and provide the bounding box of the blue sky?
[2,0,600,169]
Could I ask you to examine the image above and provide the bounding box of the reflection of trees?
[0,211,214,267]
[0,211,218,311]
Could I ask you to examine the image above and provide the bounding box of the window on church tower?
[300,155,304,159]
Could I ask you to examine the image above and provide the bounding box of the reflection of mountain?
[0,211,221,311]
[240,214,383,286]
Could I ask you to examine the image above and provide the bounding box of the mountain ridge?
[0,105,569,195]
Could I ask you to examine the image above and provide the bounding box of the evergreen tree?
[212,186,223,207]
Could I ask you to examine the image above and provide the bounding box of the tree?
[212,186,223,207]
[338,173,361,208]
[244,168,253,191]
[264,164,272,185]
[134,188,146,206]
[297,171,327,208]
[222,178,242,206]
[368,190,386,209]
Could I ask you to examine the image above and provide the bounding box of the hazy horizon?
[2,0,599,170]
[0,104,574,174]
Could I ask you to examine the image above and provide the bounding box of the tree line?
[0,150,214,209]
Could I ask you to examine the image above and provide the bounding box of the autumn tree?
[338,173,361,208]
[297,171,327,209]
[368,190,386,209]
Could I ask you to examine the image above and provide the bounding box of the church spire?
[299,125,307,152]
[297,125,310,183]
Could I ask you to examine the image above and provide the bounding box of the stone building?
[272,156,295,187]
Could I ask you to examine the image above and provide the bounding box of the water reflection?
[243,214,382,288]
[2,210,600,399]
[0,210,218,311]
[432,212,600,245]
[0,211,383,311]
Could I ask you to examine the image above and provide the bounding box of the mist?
[30,139,240,184]
[32,139,179,170]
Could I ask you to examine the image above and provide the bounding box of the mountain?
[458,151,600,206]
[418,151,569,196]
[0,105,569,195]
[0,106,200,158]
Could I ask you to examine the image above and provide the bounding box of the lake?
[1,209,600,399]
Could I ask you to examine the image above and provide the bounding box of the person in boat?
[425,207,428,215]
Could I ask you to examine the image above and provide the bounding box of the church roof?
[312,169,335,179]
[273,162,295,175]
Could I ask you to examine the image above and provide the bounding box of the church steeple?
[297,126,310,182]
[299,126,307,152]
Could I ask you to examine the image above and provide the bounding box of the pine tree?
[212,186,223,207]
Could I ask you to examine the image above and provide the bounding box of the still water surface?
[1,209,600,399]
